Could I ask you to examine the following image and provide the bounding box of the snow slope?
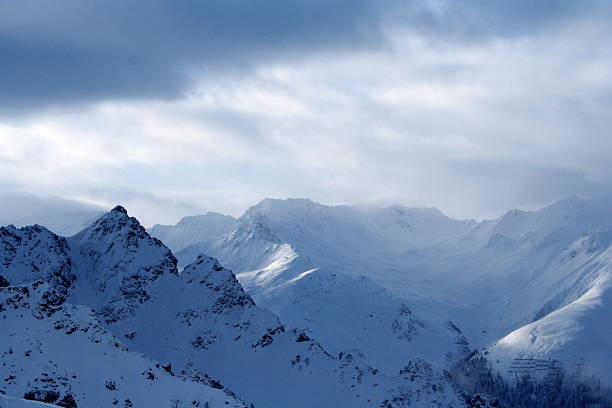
[488,272,612,384]
[0,268,246,407]
[161,201,472,377]
[0,225,74,289]
[153,196,612,386]
[0,206,464,407]
[4,194,611,405]
[113,255,464,407]
[258,269,470,375]
[1,394,59,408]
[486,231,612,384]
[0,217,242,407]
[149,212,236,255]
[73,208,464,407]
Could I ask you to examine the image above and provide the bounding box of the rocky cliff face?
[68,205,178,323]
[0,275,246,408]
[0,225,74,290]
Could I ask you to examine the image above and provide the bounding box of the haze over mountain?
[1,195,611,407]
[1,204,468,408]
[0,193,104,237]
[151,196,612,387]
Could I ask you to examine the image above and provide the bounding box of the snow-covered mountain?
[155,199,474,379]
[0,221,247,408]
[166,198,477,305]
[405,196,612,384]
[0,280,247,408]
[477,198,612,384]
[151,196,612,387]
[0,225,74,289]
[3,195,611,407]
[149,212,236,255]
[259,270,470,375]
[1,206,464,407]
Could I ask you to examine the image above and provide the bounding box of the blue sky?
[1,0,611,225]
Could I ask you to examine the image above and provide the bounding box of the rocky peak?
[182,254,255,312]
[111,205,128,214]
[0,224,74,289]
[78,205,152,245]
[229,211,282,245]
[68,207,178,323]
[71,206,177,267]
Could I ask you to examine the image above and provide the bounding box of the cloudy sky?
[1,0,611,226]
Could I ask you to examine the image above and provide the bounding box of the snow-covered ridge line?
[2,194,611,408]
[150,195,612,386]
[1,205,466,407]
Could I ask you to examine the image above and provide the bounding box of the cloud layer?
[1,1,611,225]
[0,0,382,113]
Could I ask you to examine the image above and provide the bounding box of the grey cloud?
[3,0,611,114]
[389,0,612,42]
[0,0,382,114]
[1,1,611,223]
[0,192,102,218]
[0,191,105,233]
[438,158,611,218]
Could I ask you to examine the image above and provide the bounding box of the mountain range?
[1,195,611,407]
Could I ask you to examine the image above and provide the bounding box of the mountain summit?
[2,197,611,407]
[1,206,466,407]
[151,196,612,388]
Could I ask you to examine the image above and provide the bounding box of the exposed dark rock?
[0,225,75,290]
[105,380,117,390]
[23,389,60,404]
[124,331,136,339]
[142,369,155,380]
[57,394,78,408]
[252,326,285,348]
[111,205,128,214]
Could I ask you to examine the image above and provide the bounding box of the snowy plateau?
[1,196,611,408]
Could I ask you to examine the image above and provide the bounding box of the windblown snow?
[151,196,612,387]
